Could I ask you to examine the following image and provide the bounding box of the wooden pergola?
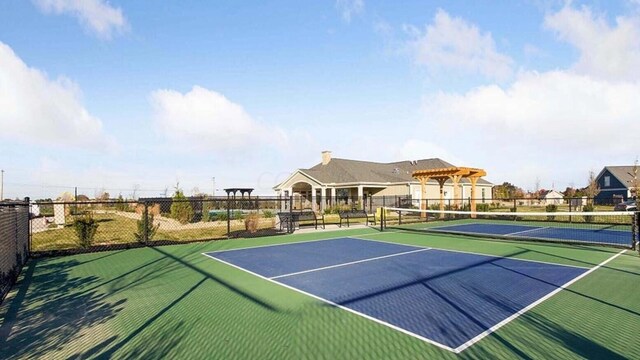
[412,167,487,218]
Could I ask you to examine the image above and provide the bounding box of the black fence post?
[226,198,231,238]
[380,206,384,232]
[288,195,294,234]
[25,197,31,256]
[143,201,149,245]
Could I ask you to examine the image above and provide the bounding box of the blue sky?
[1,0,639,199]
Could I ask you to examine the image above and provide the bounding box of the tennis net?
[382,207,639,249]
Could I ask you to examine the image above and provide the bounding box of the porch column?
[330,187,336,208]
[357,186,364,210]
[311,186,317,212]
[319,187,326,213]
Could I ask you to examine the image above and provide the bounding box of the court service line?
[201,251,458,353]
[505,226,550,236]
[205,233,378,254]
[352,236,591,270]
[453,248,627,353]
[269,248,432,280]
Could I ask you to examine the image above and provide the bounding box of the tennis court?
[1,226,639,358]
[428,222,632,246]
[205,237,592,352]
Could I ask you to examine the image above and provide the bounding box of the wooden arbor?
[412,167,487,218]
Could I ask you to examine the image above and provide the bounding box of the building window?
[604,176,610,187]
[482,188,486,201]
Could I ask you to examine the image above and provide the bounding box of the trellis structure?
[412,167,487,218]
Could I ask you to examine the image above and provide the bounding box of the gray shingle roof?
[605,166,638,188]
[300,158,492,185]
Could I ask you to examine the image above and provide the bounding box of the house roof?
[603,166,638,189]
[293,158,492,186]
[540,190,563,197]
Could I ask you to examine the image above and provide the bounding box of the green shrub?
[170,190,194,224]
[476,203,490,212]
[202,200,212,222]
[245,213,260,233]
[262,210,275,218]
[73,214,98,248]
[545,204,558,220]
[583,203,595,223]
[134,212,159,243]
[115,195,127,211]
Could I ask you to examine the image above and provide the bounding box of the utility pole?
[0,169,4,201]
[212,177,216,197]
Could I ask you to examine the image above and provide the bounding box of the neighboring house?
[594,166,638,204]
[539,190,564,205]
[273,151,493,211]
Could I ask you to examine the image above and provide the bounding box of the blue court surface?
[429,223,632,246]
[204,237,589,352]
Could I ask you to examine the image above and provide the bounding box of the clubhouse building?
[273,151,493,211]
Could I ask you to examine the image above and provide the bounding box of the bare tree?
[130,184,141,200]
[585,170,600,205]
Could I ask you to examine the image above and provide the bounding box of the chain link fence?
[0,200,30,303]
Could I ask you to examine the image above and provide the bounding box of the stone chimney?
[321,151,332,165]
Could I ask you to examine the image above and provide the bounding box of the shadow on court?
[0,244,282,359]
[0,259,124,359]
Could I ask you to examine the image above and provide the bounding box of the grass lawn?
[31,213,278,252]
[2,227,639,359]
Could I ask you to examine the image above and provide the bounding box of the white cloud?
[404,9,514,80]
[423,70,640,153]
[0,41,115,150]
[544,4,640,80]
[336,0,364,23]
[150,86,287,151]
[33,0,127,39]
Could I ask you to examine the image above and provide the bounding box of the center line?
[269,248,431,280]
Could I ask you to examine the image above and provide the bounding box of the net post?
[380,207,384,232]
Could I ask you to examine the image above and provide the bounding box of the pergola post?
[450,175,462,209]
[469,176,479,218]
[419,176,429,218]
[437,178,447,219]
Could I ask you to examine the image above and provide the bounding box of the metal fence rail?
[0,200,30,303]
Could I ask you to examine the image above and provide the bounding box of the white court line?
[204,233,378,254]
[352,236,591,270]
[505,226,550,236]
[453,248,627,353]
[269,248,431,280]
[201,251,457,353]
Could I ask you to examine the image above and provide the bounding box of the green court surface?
[1,228,639,359]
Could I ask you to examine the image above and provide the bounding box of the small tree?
[135,210,159,243]
[115,194,127,211]
[585,170,600,205]
[73,213,99,248]
[170,185,194,224]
